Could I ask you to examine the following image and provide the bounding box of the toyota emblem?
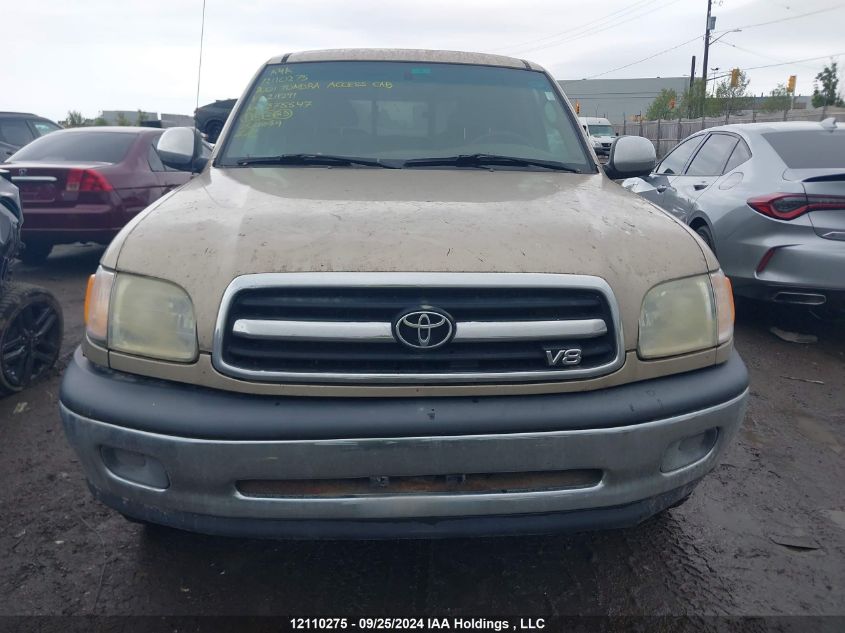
[394,309,455,350]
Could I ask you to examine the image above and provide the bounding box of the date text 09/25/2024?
[290,618,547,631]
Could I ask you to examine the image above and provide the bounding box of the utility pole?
[689,55,696,93]
[195,0,207,112]
[701,0,713,93]
[688,55,697,118]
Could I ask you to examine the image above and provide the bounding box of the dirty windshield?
[219,61,592,170]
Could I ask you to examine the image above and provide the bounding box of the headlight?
[638,271,734,359]
[84,267,197,362]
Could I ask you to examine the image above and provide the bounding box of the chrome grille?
[212,273,624,384]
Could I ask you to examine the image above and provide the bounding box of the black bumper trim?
[60,348,748,441]
[93,479,700,540]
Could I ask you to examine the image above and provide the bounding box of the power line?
[738,51,845,72]
[561,95,683,100]
[711,3,845,34]
[583,4,845,81]
[490,0,658,53]
[503,0,685,56]
[714,40,821,72]
[562,91,689,96]
[498,0,663,54]
[584,35,701,79]
[517,0,685,55]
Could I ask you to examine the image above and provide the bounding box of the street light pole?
[702,0,713,93]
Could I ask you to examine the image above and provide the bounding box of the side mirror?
[156,127,208,173]
[604,136,656,180]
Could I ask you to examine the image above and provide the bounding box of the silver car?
[623,120,845,310]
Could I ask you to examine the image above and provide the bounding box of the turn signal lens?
[710,270,734,345]
[84,267,115,343]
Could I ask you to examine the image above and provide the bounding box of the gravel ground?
[0,244,843,619]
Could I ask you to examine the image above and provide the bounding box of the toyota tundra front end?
[59,49,748,538]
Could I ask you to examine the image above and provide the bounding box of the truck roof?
[267,48,545,71]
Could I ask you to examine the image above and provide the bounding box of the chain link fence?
[613,106,845,158]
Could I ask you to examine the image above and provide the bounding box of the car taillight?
[66,169,113,193]
[747,193,845,220]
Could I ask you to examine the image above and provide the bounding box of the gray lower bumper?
[87,478,703,539]
[60,386,747,538]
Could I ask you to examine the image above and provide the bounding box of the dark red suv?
[4,127,195,264]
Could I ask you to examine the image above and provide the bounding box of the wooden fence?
[613,107,845,158]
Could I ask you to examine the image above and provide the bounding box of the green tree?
[711,70,753,116]
[811,61,844,108]
[760,84,791,113]
[65,110,87,127]
[645,88,680,120]
[115,113,131,126]
[680,79,707,118]
[93,116,108,126]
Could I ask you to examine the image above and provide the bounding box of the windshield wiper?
[402,154,582,173]
[237,154,398,168]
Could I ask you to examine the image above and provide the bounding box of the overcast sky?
[5,0,844,121]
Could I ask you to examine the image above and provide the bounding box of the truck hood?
[108,167,710,351]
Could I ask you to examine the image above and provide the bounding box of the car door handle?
[693,183,708,191]
[656,185,668,193]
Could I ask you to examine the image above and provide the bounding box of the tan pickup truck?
[60,49,747,538]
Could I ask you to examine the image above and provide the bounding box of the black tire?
[0,282,63,396]
[205,120,224,143]
[20,241,53,265]
[694,224,715,254]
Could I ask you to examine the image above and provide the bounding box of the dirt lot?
[0,244,843,618]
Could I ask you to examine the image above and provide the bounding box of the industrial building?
[558,77,691,123]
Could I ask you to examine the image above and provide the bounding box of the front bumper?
[60,349,748,539]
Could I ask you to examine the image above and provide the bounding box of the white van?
[579,117,617,156]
